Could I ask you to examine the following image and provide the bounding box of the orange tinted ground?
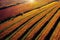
[0,2,56,39]
[0,0,60,40]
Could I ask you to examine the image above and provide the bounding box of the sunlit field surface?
[0,0,60,40]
